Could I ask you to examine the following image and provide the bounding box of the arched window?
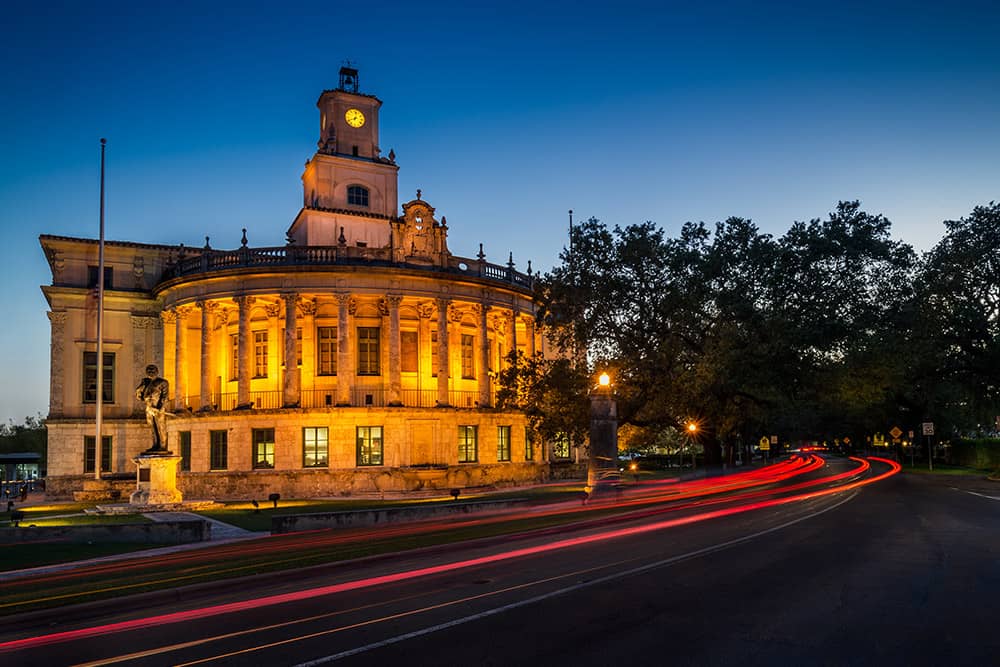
[347,185,369,208]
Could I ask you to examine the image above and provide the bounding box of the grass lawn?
[901,463,992,476]
[0,542,157,572]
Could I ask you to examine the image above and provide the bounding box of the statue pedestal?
[130,454,183,505]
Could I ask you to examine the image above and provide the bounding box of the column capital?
[448,303,464,324]
[195,298,218,311]
[214,308,231,330]
[47,310,68,325]
[416,302,435,319]
[386,294,404,308]
[233,295,255,308]
[263,302,281,319]
[175,305,193,320]
[160,309,177,325]
[299,298,318,317]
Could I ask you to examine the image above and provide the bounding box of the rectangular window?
[83,435,112,473]
[179,431,191,471]
[87,265,113,290]
[252,428,275,469]
[458,425,478,463]
[210,430,228,470]
[461,334,475,379]
[230,334,239,381]
[281,327,303,367]
[357,327,380,376]
[525,428,534,461]
[82,351,115,403]
[253,331,268,378]
[303,427,329,468]
[552,432,571,459]
[401,331,418,372]
[497,425,511,462]
[357,426,383,466]
[317,326,337,375]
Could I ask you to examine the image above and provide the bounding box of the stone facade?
[40,67,561,501]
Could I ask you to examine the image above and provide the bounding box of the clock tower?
[288,66,400,247]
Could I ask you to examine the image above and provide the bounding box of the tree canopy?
[525,200,998,460]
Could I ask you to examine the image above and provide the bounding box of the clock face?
[345,108,366,128]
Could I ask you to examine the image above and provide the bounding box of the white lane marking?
[294,491,859,666]
[955,488,1000,501]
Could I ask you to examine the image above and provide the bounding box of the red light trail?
[0,456,900,653]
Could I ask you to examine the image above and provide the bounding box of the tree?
[495,352,590,454]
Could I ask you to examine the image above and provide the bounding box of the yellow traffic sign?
[759,436,770,451]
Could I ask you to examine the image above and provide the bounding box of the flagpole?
[95,138,106,481]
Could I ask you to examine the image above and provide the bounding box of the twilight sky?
[1,0,999,425]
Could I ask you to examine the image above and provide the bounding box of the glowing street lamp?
[598,372,611,387]
[686,422,698,470]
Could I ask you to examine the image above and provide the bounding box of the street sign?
[759,436,770,451]
[889,426,902,440]
[770,435,778,445]
[922,422,934,436]
[908,430,914,439]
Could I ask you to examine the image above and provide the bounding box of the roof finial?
[416,188,422,200]
[338,226,347,246]
[241,228,248,247]
[477,243,485,261]
[527,260,533,276]
[507,251,515,269]
[204,236,211,250]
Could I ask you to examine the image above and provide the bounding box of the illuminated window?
[281,327,302,367]
[458,425,478,463]
[552,433,571,459]
[303,427,329,468]
[357,426,383,466]
[82,352,115,404]
[178,431,191,471]
[83,435,111,473]
[253,331,268,378]
[210,430,228,470]
[461,334,475,379]
[230,334,239,381]
[497,425,511,462]
[347,185,369,207]
[357,327,380,375]
[401,331,418,372]
[525,428,534,461]
[317,326,337,375]
[252,428,275,469]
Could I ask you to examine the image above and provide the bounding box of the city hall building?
[41,67,556,500]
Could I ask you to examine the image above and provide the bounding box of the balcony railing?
[208,388,494,410]
[159,244,534,290]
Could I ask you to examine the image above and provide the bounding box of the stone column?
[510,308,520,359]
[234,295,253,408]
[299,298,317,404]
[478,304,491,407]
[282,292,300,407]
[336,293,353,406]
[386,295,403,406]
[159,309,177,408]
[523,314,536,357]
[196,299,216,410]
[436,298,450,406]
[416,303,433,405]
[174,307,191,411]
[47,311,67,417]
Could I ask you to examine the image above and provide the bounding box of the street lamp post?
[587,372,618,492]
[687,422,698,471]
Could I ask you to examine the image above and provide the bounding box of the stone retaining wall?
[0,519,210,544]
[272,498,530,533]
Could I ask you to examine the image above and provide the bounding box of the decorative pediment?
[393,193,450,266]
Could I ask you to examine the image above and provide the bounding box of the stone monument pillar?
[130,454,183,505]
[587,373,619,490]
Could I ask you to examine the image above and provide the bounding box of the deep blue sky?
[2,1,999,424]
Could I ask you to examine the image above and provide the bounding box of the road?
[2,457,998,666]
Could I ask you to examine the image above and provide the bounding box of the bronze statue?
[136,364,170,453]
